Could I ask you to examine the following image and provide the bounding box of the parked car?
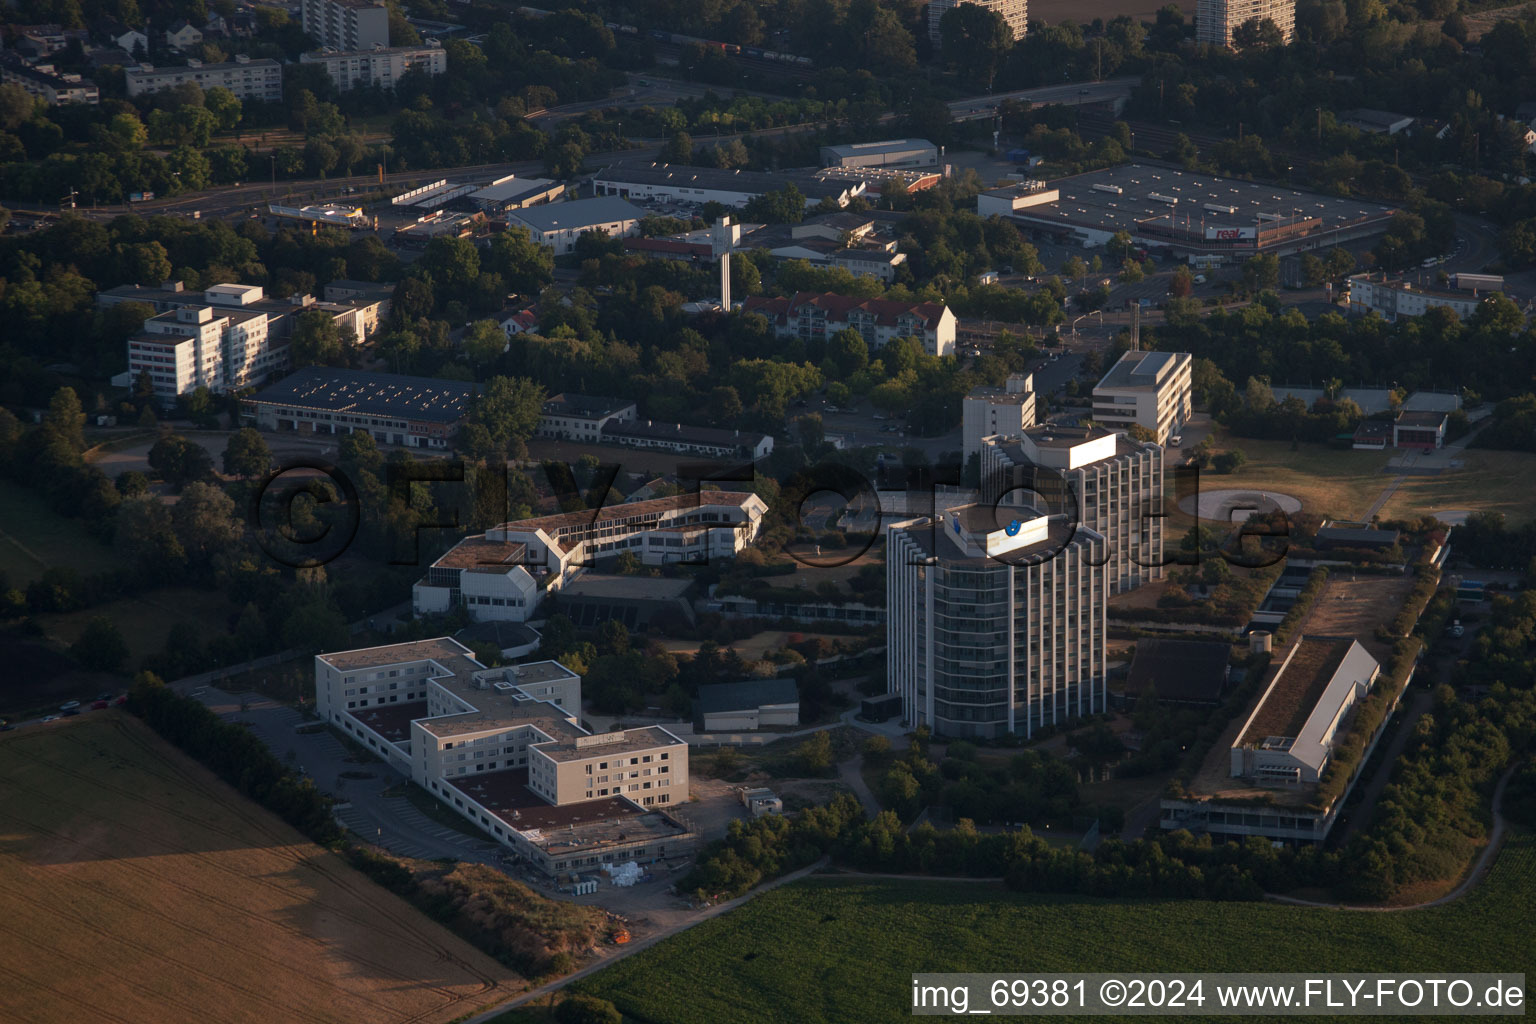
[59,700,80,712]
[92,699,110,710]
[114,694,128,706]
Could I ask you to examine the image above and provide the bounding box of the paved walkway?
[839,756,882,818]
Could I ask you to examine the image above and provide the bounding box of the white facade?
[534,393,637,442]
[886,506,1107,739]
[981,425,1165,594]
[299,43,446,91]
[0,58,98,105]
[1092,350,1193,445]
[126,304,279,400]
[1346,274,1484,322]
[742,293,958,358]
[962,373,1036,461]
[1195,0,1295,46]
[928,0,1029,42]
[125,56,282,102]
[302,0,389,51]
[506,198,645,255]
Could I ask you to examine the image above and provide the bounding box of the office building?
[125,305,277,400]
[981,422,1164,594]
[886,504,1107,739]
[412,490,769,621]
[962,373,1036,461]
[740,292,957,357]
[124,55,282,102]
[504,197,645,255]
[244,368,478,448]
[1195,0,1294,47]
[0,56,98,105]
[593,160,866,210]
[697,678,800,731]
[819,138,938,170]
[314,638,694,874]
[534,393,636,443]
[303,0,389,51]
[100,280,385,342]
[1092,349,1192,445]
[299,42,446,91]
[928,0,1029,43]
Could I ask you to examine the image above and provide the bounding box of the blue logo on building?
[1006,519,1022,536]
[952,518,961,534]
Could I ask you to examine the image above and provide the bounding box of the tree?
[485,226,554,295]
[460,376,546,460]
[204,86,242,130]
[796,729,834,775]
[222,427,272,479]
[290,308,345,367]
[46,386,87,451]
[823,327,869,380]
[72,615,129,672]
[660,130,694,163]
[1242,253,1280,292]
[1231,16,1285,51]
[462,319,507,368]
[148,435,214,489]
[939,3,1014,90]
[554,995,622,1024]
[743,183,806,224]
[172,482,244,573]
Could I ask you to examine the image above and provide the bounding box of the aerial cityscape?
[1,0,1534,1019]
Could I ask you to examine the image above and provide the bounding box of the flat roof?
[508,196,644,232]
[603,419,768,448]
[542,392,634,419]
[1397,410,1447,427]
[319,637,479,672]
[594,159,861,201]
[447,769,646,831]
[431,535,528,571]
[891,511,1092,567]
[247,368,479,424]
[1009,164,1396,237]
[471,176,559,203]
[493,489,760,539]
[1097,349,1185,391]
[352,700,429,743]
[822,138,935,157]
[698,677,799,715]
[560,574,693,601]
[1123,639,1230,702]
[532,725,684,763]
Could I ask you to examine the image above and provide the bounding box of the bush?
[556,994,623,1024]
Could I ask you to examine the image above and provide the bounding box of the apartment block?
[741,292,957,357]
[0,55,98,105]
[928,0,1029,43]
[299,42,446,92]
[125,304,278,400]
[1195,0,1295,47]
[314,638,695,874]
[413,490,769,621]
[1092,349,1192,445]
[981,423,1164,594]
[302,0,389,51]
[962,373,1036,462]
[886,505,1107,740]
[124,56,282,103]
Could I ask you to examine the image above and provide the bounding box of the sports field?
[0,714,519,1024]
[567,837,1536,1024]
[0,480,122,585]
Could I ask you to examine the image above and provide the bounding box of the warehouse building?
[469,174,563,213]
[986,165,1396,262]
[505,196,645,254]
[593,160,866,210]
[696,678,800,731]
[819,138,937,170]
[244,368,478,449]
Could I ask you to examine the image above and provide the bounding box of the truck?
[1005,147,1031,164]
[1451,273,1504,292]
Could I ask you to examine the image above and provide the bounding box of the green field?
[564,837,1536,1024]
[0,480,123,585]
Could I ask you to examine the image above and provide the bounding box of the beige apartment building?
[529,727,689,809]
[928,0,1029,42]
[1092,350,1193,445]
[1195,0,1295,47]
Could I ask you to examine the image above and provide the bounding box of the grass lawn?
[0,480,123,585]
[564,834,1536,1024]
[1202,436,1395,521]
[0,713,518,1024]
[1381,448,1536,526]
[35,586,234,665]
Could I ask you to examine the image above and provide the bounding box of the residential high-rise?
[125,305,278,400]
[981,423,1164,594]
[302,0,389,52]
[299,41,445,92]
[886,504,1107,740]
[1092,350,1193,445]
[928,0,1029,44]
[1195,0,1294,48]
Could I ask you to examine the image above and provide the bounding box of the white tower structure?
[712,216,740,310]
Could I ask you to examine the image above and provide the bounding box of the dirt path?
[1266,766,1516,913]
